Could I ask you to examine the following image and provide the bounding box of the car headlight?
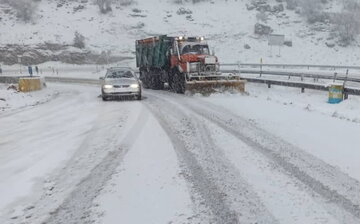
[130,83,139,88]
[103,84,113,89]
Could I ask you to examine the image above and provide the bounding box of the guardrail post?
[267,83,271,88]
[344,89,349,100]
[343,69,349,100]
[344,69,349,84]
[301,87,305,93]
[333,72,337,82]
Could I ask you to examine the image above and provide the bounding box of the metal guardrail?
[244,77,360,96]
[44,76,100,85]
[220,63,360,96]
[221,69,360,83]
[222,63,360,71]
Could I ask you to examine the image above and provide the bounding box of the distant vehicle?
[100,67,142,101]
[136,35,245,94]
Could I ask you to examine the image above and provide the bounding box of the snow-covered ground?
[2,0,360,222]
[0,83,198,224]
[0,83,58,113]
[203,83,360,181]
[0,84,101,220]
[1,81,360,223]
[1,0,360,65]
[90,112,198,224]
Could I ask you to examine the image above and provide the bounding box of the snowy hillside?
[0,0,360,66]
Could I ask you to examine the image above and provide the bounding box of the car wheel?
[102,95,108,101]
[136,94,142,100]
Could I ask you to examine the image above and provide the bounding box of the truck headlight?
[103,84,113,89]
[189,63,199,72]
[130,83,139,88]
[204,56,216,64]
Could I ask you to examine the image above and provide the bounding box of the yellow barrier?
[18,77,42,92]
[328,84,343,104]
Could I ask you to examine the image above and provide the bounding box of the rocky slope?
[0,0,359,65]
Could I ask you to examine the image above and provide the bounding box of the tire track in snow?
[145,96,278,224]
[9,101,148,224]
[43,106,150,224]
[148,90,360,223]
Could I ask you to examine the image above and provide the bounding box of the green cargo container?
[136,35,173,69]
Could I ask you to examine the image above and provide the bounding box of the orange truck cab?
[136,35,243,94]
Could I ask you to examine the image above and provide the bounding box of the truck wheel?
[168,75,174,90]
[151,75,164,90]
[173,73,185,94]
[154,76,164,90]
[140,70,149,89]
[168,69,178,91]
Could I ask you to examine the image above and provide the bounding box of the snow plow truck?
[135,35,245,94]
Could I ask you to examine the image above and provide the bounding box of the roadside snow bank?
[202,83,360,181]
[0,84,100,222]
[0,84,58,113]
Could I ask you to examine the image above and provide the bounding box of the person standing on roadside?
[28,65,33,77]
[35,66,39,75]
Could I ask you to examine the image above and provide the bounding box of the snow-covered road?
[1,83,360,224]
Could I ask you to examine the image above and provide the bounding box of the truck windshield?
[182,44,210,55]
[106,70,134,79]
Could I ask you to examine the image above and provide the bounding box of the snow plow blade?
[185,79,246,95]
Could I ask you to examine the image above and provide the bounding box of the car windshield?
[182,44,210,55]
[106,70,134,79]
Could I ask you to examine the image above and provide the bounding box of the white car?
[100,67,142,101]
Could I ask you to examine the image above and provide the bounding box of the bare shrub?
[119,0,135,6]
[256,10,268,23]
[333,11,360,46]
[343,0,360,11]
[328,0,360,46]
[73,32,86,49]
[172,0,210,4]
[96,0,112,13]
[1,0,39,22]
[191,0,210,3]
[298,0,322,23]
[177,7,192,15]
